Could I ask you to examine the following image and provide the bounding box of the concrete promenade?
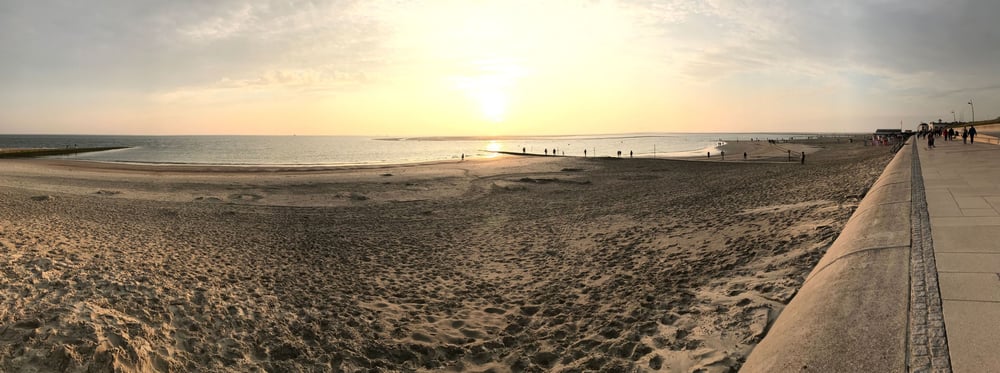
[743,136,1000,372]
[920,136,1000,372]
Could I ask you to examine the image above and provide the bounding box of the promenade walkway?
[920,136,1000,372]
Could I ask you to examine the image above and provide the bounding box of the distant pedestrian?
[800,152,805,164]
[962,128,968,144]
[584,149,587,157]
[928,132,935,148]
[743,152,747,160]
[969,126,977,143]
[522,147,526,154]
[461,153,465,161]
[707,152,710,158]
[629,150,633,158]
[545,148,548,155]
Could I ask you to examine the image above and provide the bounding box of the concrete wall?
[742,142,913,372]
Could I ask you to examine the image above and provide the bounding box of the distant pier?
[0,147,128,159]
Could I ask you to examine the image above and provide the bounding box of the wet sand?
[0,137,892,372]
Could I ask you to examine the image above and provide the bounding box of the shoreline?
[0,134,870,170]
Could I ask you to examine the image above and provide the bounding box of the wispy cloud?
[178,4,257,41]
[154,65,370,104]
[622,0,1000,99]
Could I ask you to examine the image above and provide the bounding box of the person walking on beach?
[800,152,805,164]
[969,125,977,143]
[743,152,747,160]
[522,147,526,154]
[461,153,465,161]
[629,150,633,158]
[584,149,587,157]
[962,128,968,144]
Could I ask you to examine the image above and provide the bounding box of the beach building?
[873,128,904,145]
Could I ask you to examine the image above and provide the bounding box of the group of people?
[925,125,977,149]
[521,147,635,158]
[542,148,566,156]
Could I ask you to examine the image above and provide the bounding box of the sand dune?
[0,138,892,372]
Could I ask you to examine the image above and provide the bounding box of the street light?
[952,110,956,123]
[969,100,975,124]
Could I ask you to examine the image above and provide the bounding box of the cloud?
[4,0,1000,132]
[622,0,1000,98]
[0,1,385,91]
[177,3,256,41]
[154,66,369,104]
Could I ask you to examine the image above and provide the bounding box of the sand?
[0,137,892,372]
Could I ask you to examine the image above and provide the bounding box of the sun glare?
[477,89,508,122]
[453,67,518,123]
[485,141,502,152]
[484,141,502,158]
[389,1,643,132]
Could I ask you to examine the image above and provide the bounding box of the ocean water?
[0,134,819,166]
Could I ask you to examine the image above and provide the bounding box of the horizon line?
[0,130,878,138]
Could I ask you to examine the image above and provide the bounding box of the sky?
[1,0,999,136]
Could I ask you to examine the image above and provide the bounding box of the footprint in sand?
[227,193,264,202]
[13,319,41,329]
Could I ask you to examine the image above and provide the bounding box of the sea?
[0,133,822,166]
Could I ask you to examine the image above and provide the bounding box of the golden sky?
[1,1,998,136]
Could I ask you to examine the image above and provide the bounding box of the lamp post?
[952,110,956,123]
[969,100,975,124]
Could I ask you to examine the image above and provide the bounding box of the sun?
[476,88,508,122]
[452,59,522,123]
[455,76,511,123]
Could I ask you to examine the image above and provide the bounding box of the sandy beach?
[0,137,891,372]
